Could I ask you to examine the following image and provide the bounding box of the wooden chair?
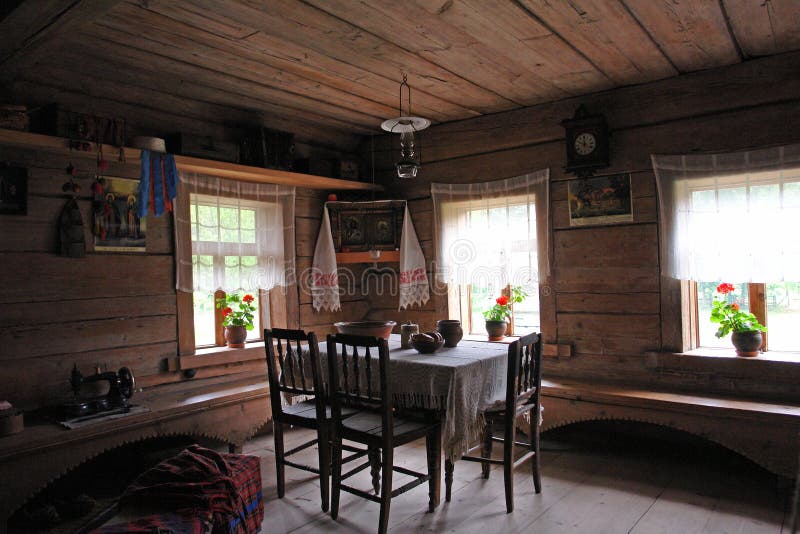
[326,333,441,534]
[446,332,543,513]
[265,328,366,512]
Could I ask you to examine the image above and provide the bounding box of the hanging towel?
[399,206,430,310]
[138,149,178,217]
[311,206,341,312]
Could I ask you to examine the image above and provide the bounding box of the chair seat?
[283,400,357,420]
[340,410,435,443]
[483,387,538,415]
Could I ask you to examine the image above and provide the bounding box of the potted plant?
[710,282,766,357]
[216,293,256,348]
[483,286,527,341]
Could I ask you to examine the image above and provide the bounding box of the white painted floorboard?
[243,426,790,534]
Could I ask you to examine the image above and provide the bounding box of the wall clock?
[561,105,610,176]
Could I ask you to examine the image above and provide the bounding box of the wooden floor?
[244,424,792,533]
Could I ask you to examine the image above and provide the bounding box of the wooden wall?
[0,93,363,411]
[370,51,800,400]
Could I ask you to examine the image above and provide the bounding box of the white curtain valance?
[431,170,550,291]
[652,144,800,282]
[174,172,296,294]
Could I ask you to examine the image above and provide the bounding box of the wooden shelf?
[0,128,381,191]
[336,250,400,264]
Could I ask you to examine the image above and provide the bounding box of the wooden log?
[0,314,177,360]
[0,253,174,303]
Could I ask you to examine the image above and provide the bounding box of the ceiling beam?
[0,0,123,84]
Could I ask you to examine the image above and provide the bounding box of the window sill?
[181,341,266,370]
[645,347,800,374]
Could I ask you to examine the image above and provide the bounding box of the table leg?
[368,446,380,494]
[445,459,453,502]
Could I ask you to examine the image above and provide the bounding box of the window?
[191,194,266,346]
[173,172,296,353]
[431,171,550,337]
[653,145,800,353]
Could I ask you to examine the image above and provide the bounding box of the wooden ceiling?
[2,0,799,140]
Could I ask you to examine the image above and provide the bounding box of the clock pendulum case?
[561,104,610,177]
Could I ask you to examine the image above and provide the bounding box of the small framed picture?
[0,166,27,215]
[568,173,633,226]
[93,177,147,252]
[338,211,366,248]
[368,209,400,248]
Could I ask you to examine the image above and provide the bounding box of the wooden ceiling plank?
[415,0,612,95]
[723,0,800,58]
[200,0,514,114]
[84,22,384,129]
[516,0,678,85]
[622,0,740,72]
[99,4,398,122]
[54,38,377,137]
[303,0,567,106]
[142,0,477,122]
[0,0,123,83]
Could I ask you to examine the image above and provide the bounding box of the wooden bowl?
[334,321,397,339]
[410,332,445,354]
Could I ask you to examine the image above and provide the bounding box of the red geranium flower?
[716,282,735,294]
[243,294,255,304]
[222,306,233,317]
[496,295,509,306]
[731,303,740,311]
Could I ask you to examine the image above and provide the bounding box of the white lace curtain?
[174,172,296,293]
[652,143,800,282]
[431,170,550,291]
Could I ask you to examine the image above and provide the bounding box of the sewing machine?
[63,365,135,419]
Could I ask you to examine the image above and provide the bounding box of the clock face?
[574,132,597,156]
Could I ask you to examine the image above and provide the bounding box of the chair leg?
[531,406,542,494]
[378,446,393,534]
[481,420,493,479]
[444,459,453,502]
[318,424,330,512]
[368,446,381,494]
[330,434,343,520]
[274,422,285,499]
[503,419,515,513]
[425,425,442,511]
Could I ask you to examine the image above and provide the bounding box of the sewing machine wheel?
[118,367,135,399]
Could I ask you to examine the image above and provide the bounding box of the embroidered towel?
[311,206,341,312]
[399,206,430,310]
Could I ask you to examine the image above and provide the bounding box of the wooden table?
[321,335,510,504]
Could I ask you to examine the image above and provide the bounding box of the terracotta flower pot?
[224,325,248,348]
[485,320,507,341]
[731,331,762,357]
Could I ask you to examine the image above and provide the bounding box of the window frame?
[439,193,544,339]
[175,187,293,355]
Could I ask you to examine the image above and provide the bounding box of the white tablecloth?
[319,335,509,461]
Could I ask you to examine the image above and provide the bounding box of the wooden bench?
[0,376,271,530]
[540,379,800,479]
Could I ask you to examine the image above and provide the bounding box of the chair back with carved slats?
[505,332,543,416]
[265,328,323,421]
[326,333,391,426]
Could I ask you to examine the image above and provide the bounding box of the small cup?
[400,323,419,349]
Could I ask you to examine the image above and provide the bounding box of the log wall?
[0,100,365,410]
[370,51,800,401]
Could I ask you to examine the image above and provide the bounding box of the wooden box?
[166,133,240,163]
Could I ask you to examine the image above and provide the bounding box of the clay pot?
[224,325,248,348]
[731,331,762,357]
[436,320,463,347]
[485,320,508,341]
